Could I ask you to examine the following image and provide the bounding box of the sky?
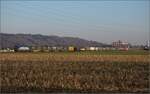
[0,0,150,45]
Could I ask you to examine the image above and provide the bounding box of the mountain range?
[0,33,109,49]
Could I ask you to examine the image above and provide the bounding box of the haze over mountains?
[0,33,109,49]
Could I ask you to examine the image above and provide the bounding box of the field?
[0,50,149,93]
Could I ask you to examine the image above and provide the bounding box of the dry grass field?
[0,52,149,93]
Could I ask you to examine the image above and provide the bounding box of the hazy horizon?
[1,0,150,45]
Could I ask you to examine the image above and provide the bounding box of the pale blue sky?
[1,0,149,45]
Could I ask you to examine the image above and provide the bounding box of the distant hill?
[0,33,109,49]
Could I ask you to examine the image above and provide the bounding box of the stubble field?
[0,51,149,93]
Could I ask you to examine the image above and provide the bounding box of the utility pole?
[0,0,1,49]
[147,40,150,48]
[0,32,2,50]
[0,0,3,50]
[0,14,1,49]
[0,31,1,50]
[0,3,1,50]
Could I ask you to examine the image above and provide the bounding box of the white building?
[18,47,30,51]
[0,48,15,53]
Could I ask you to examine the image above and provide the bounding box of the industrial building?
[112,40,129,51]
